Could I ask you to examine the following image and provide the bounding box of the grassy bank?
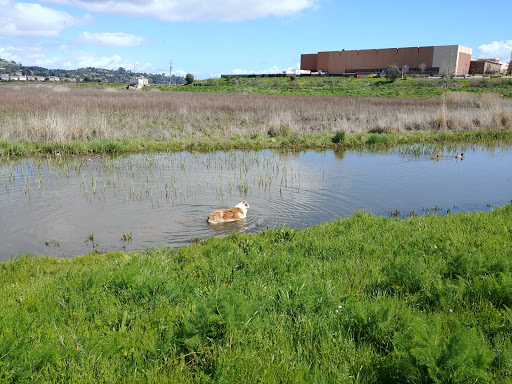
[153,76,512,98]
[1,84,511,157]
[1,129,512,158]
[2,205,512,382]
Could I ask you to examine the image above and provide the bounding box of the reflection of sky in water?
[0,146,511,259]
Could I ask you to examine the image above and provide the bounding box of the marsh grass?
[1,205,512,382]
[1,84,511,156]
[0,151,303,213]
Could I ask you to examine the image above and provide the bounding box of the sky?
[0,0,511,79]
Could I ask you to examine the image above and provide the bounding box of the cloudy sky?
[0,0,510,79]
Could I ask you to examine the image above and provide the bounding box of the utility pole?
[446,49,453,88]
[169,60,173,85]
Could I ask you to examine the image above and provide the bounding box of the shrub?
[385,65,400,82]
[267,124,292,138]
[332,130,346,144]
[469,79,491,88]
[369,126,392,134]
[185,73,194,85]
[367,133,391,145]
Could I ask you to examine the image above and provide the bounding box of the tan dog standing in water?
[208,201,249,224]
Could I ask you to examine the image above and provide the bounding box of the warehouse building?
[301,45,472,76]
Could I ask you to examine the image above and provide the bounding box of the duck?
[431,155,440,160]
[455,153,464,159]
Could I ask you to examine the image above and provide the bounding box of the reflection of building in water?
[301,45,472,76]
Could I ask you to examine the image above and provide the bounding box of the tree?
[401,65,409,78]
[185,73,194,85]
[384,65,400,82]
[418,63,427,74]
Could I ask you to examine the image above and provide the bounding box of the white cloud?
[477,40,512,62]
[230,62,300,75]
[73,53,157,72]
[42,0,317,21]
[0,1,76,37]
[74,53,132,69]
[0,45,157,72]
[0,45,65,67]
[79,32,145,47]
[172,69,188,77]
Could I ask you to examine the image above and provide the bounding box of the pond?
[1,145,511,260]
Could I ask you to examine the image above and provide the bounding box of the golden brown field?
[1,83,511,143]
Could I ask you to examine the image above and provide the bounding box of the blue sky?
[0,0,511,79]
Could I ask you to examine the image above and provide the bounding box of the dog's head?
[237,200,250,211]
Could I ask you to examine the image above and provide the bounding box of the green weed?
[1,205,512,382]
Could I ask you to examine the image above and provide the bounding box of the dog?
[208,201,249,224]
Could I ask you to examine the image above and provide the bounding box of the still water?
[0,146,511,260]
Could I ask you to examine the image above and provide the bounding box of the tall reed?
[1,85,511,145]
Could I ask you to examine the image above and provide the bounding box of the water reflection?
[0,145,511,259]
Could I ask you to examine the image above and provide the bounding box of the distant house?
[284,69,311,76]
[0,74,9,81]
[498,61,509,74]
[48,76,60,81]
[128,76,148,90]
[469,59,502,75]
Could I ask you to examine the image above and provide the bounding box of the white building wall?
[432,45,471,75]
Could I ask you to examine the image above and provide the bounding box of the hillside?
[154,75,512,98]
[0,58,185,85]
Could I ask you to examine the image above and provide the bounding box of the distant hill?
[0,58,185,85]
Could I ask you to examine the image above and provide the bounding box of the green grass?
[1,129,512,158]
[2,205,512,383]
[153,76,512,98]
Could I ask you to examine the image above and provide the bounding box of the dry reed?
[1,84,511,143]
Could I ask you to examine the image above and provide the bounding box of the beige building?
[469,58,502,75]
[128,76,149,90]
[301,45,472,76]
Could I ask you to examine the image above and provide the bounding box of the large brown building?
[301,45,472,76]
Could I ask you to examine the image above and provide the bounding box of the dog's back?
[208,201,249,224]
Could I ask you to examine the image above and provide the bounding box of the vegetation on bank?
[154,76,512,98]
[1,205,512,382]
[1,129,512,158]
[1,84,511,157]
